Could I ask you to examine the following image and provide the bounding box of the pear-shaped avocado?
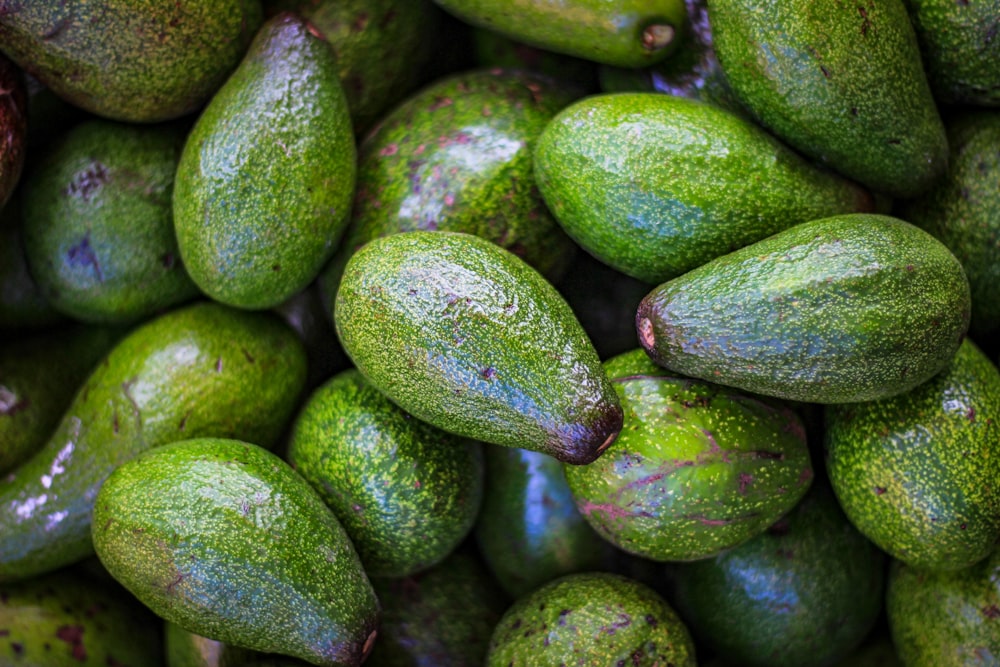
[335,230,623,465]
[92,437,379,667]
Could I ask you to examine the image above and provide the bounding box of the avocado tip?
[641,23,675,52]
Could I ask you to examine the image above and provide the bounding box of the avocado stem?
[641,24,675,52]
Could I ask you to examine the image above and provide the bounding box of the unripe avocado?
[174,13,356,310]
[335,230,623,465]
[636,214,971,403]
[92,437,380,667]
[0,300,307,581]
[0,53,26,209]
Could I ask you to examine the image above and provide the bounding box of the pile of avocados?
[0,0,999,665]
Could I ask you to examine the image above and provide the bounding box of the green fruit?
[92,437,379,667]
[165,621,258,667]
[0,300,307,582]
[174,13,356,309]
[335,230,623,465]
[636,214,970,403]
[534,92,873,284]
[287,369,484,577]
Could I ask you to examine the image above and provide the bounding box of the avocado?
[166,622,258,667]
[287,369,485,577]
[0,196,65,331]
[173,13,356,310]
[636,214,971,403]
[92,437,379,667]
[486,571,696,666]
[0,300,307,582]
[708,0,948,198]
[0,53,26,209]
[471,28,599,91]
[534,92,874,284]
[334,230,623,465]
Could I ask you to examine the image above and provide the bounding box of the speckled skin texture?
[671,485,885,667]
[0,570,164,666]
[22,119,198,324]
[565,349,812,562]
[0,197,65,331]
[888,552,1000,666]
[534,92,873,284]
[165,621,258,667]
[0,301,307,582]
[825,339,1000,571]
[0,54,26,209]
[636,214,971,403]
[92,438,379,667]
[287,369,484,578]
[708,0,948,198]
[335,231,623,465]
[486,571,696,666]
[173,13,356,310]
[0,0,262,123]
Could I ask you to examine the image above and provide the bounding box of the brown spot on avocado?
[55,624,87,661]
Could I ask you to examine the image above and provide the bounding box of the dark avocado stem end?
[361,629,378,662]
[638,316,655,350]
[641,24,675,52]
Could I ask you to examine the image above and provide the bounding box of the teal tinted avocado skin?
[708,0,948,198]
[637,214,971,403]
[0,53,26,209]
[166,622,257,667]
[534,92,873,284]
[287,369,485,578]
[174,13,356,310]
[0,301,307,582]
[0,0,262,123]
[92,438,379,667]
[826,339,1000,571]
[335,231,623,465]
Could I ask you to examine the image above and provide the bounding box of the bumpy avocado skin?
[826,339,1000,571]
[0,301,307,582]
[0,0,261,123]
[174,13,356,310]
[287,369,485,578]
[535,92,873,284]
[165,622,258,667]
[708,0,947,198]
[636,214,971,403]
[92,438,379,667]
[0,54,26,209]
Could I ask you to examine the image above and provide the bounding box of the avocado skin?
[92,438,379,667]
[534,92,873,284]
[174,13,356,310]
[287,369,485,578]
[636,214,971,403]
[471,28,599,91]
[0,0,262,123]
[165,622,258,667]
[708,0,948,198]
[0,300,307,582]
[335,231,623,465]
[826,339,1000,571]
[0,53,26,209]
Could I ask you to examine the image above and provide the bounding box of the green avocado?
[0,0,262,123]
[92,437,379,667]
[636,214,971,403]
[534,92,873,284]
[708,0,948,198]
[0,53,26,209]
[287,369,484,578]
[0,300,307,582]
[334,230,623,465]
[174,13,356,310]
[166,621,258,667]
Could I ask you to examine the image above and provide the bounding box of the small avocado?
[165,621,258,667]
[0,53,26,209]
[92,437,379,667]
[334,230,623,465]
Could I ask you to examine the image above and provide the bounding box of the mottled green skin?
[671,485,885,667]
[0,301,307,582]
[474,444,616,599]
[166,622,258,667]
[22,119,198,324]
[472,28,599,91]
[535,93,873,284]
[0,0,261,122]
[637,214,971,403]
[287,369,485,578]
[0,53,26,209]
[0,325,121,475]
[92,438,379,667]
[367,550,508,666]
[0,570,163,666]
[898,113,1000,336]
[432,0,686,67]
[335,231,623,465]
[565,349,812,562]
[708,0,948,198]
[174,13,356,310]
[826,339,1000,571]
[0,197,65,330]
[487,572,696,666]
